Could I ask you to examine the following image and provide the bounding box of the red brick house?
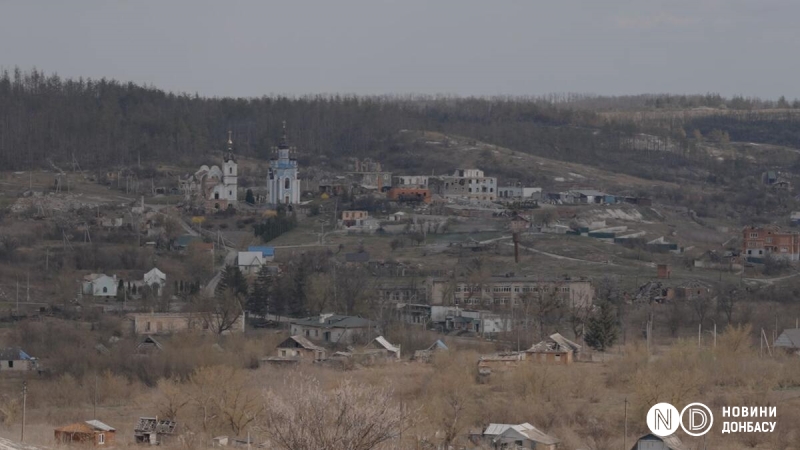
[742,226,800,261]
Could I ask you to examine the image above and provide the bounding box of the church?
[267,122,301,205]
[179,132,238,210]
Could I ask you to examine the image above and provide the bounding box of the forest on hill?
[1,68,798,185]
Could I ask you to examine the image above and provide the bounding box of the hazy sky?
[2,0,798,99]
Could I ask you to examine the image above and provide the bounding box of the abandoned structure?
[526,333,582,364]
[430,168,497,202]
[129,312,245,335]
[0,347,36,372]
[428,276,594,309]
[272,335,327,361]
[289,314,377,344]
[478,423,560,450]
[134,417,177,445]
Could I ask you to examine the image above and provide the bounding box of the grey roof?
[775,328,800,349]
[86,420,116,432]
[632,434,688,450]
[279,335,324,351]
[345,252,370,263]
[549,333,582,352]
[0,348,31,361]
[573,189,606,197]
[428,340,448,351]
[291,315,375,329]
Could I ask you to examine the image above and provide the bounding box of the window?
[102,287,107,293]
[750,233,758,238]
[8,361,13,368]
[229,167,232,174]
[98,433,105,445]
[782,247,788,253]
[285,178,291,189]
[146,321,151,332]
[555,354,561,362]
[766,237,773,243]
[229,190,232,196]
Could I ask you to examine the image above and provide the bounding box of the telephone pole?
[21,381,27,443]
[624,398,628,450]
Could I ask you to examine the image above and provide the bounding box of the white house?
[82,274,118,298]
[238,251,265,275]
[143,268,167,296]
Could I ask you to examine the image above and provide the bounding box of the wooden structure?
[54,420,116,446]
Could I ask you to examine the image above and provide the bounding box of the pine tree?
[217,265,248,298]
[248,266,273,317]
[584,300,618,352]
[245,189,255,205]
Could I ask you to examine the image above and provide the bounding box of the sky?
[1,0,799,99]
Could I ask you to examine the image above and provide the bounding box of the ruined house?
[134,417,177,445]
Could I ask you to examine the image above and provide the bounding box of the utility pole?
[21,382,27,443]
[698,323,702,348]
[624,398,628,450]
[94,373,98,419]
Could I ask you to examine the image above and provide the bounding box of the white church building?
[180,132,238,210]
[267,122,300,205]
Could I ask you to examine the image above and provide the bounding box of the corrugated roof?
[248,246,275,257]
[484,423,513,436]
[0,436,43,450]
[85,420,115,432]
[512,423,559,445]
[370,336,400,354]
[281,335,324,351]
[775,328,800,349]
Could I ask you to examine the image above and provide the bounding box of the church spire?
[224,130,235,162]
[278,120,289,149]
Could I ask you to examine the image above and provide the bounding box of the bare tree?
[257,376,414,450]
[193,291,244,335]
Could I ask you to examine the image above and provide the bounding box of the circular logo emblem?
[681,403,714,436]
[647,403,681,437]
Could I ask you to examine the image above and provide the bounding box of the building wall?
[387,188,432,203]
[0,359,31,371]
[393,175,429,188]
[289,324,367,344]
[527,351,573,365]
[429,279,594,308]
[132,314,245,335]
[743,226,800,261]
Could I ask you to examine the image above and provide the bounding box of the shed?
[526,333,580,364]
[0,348,35,371]
[274,335,326,361]
[775,328,800,354]
[134,417,177,445]
[54,420,116,446]
[364,336,401,359]
[136,336,164,355]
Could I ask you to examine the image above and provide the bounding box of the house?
[742,225,800,261]
[247,246,275,262]
[481,422,560,450]
[630,433,688,450]
[290,314,377,344]
[430,168,497,202]
[143,268,167,296]
[526,333,581,364]
[0,347,35,371]
[82,274,118,298]
[387,187,432,204]
[134,417,177,446]
[388,211,408,221]
[340,210,378,231]
[238,251,266,275]
[497,186,542,202]
[572,189,607,204]
[54,420,116,446]
[775,328,800,355]
[272,335,326,361]
[413,340,448,363]
[363,336,401,360]
[129,312,246,335]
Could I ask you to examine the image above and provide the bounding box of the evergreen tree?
[584,300,618,352]
[217,265,248,298]
[245,189,255,205]
[248,266,273,317]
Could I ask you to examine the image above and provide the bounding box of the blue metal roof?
[248,246,275,257]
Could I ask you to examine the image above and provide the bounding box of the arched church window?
[285,178,290,189]
[229,167,233,174]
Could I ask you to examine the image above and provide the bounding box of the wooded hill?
[1,68,799,187]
